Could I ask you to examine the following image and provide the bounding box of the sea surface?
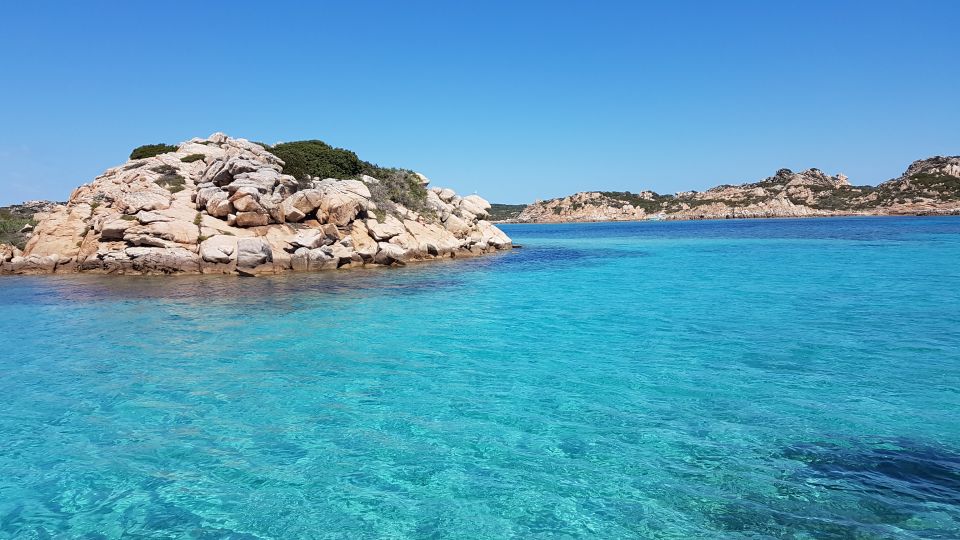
[1,216,959,539]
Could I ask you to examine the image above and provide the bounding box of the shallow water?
[1,216,959,539]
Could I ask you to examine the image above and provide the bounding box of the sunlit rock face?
[516,158,960,223]
[1,133,511,275]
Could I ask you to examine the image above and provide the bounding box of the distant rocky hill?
[487,204,527,221]
[515,156,960,223]
[0,133,511,275]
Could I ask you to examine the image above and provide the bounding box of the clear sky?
[1,1,958,205]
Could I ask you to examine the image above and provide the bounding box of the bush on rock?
[130,144,178,160]
[265,140,363,188]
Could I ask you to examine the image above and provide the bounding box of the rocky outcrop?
[516,158,960,223]
[1,133,511,276]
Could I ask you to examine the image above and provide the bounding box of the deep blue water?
[1,216,959,539]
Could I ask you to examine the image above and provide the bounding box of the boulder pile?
[1,133,511,275]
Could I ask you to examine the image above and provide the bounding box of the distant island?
[0,133,511,275]
[496,156,960,223]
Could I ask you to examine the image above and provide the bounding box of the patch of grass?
[180,153,205,163]
[130,144,178,160]
[363,166,432,218]
[120,214,137,221]
[155,174,186,193]
[151,164,178,175]
[0,209,36,250]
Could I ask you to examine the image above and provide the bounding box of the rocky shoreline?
[0,133,512,276]
[511,157,960,223]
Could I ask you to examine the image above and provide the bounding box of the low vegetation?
[151,164,177,175]
[487,204,527,221]
[265,140,363,187]
[261,140,432,217]
[180,153,205,163]
[0,208,38,250]
[363,165,430,217]
[908,173,960,200]
[155,175,186,193]
[130,144,178,160]
[598,191,669,213]
[809,186,876,210]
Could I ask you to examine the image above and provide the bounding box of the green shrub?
[155,174,186,193]
[180,153,205,163]
[130,144,178,160]
[268,140,363,187]
[910,173,960,195]
[151,164,177,175]
[363,165,430,216]
[0,210,36,250]
[262,138,438,219]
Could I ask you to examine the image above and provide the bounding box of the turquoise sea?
[1,216,959,539]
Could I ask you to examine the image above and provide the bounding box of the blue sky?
[1,1,957,205]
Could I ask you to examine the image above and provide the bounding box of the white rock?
[100,219,134,241]
[235,211,269,227]
[374,242,409,264]
[366,215,405,241]
[116,190,171,214]
[461,195,491,218]
[350,221,379,260]
[232,194,265,214]
[237,238,273,268]
[199,235,237,264]
[135,211,172,224]
[443,214,470,235]
[291,229,325,249]
[438,188,456,202]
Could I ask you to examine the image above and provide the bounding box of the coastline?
[494,209,960,225]
[0,134,513,277]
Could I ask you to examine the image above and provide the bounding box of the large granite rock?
[2,133,511,276]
